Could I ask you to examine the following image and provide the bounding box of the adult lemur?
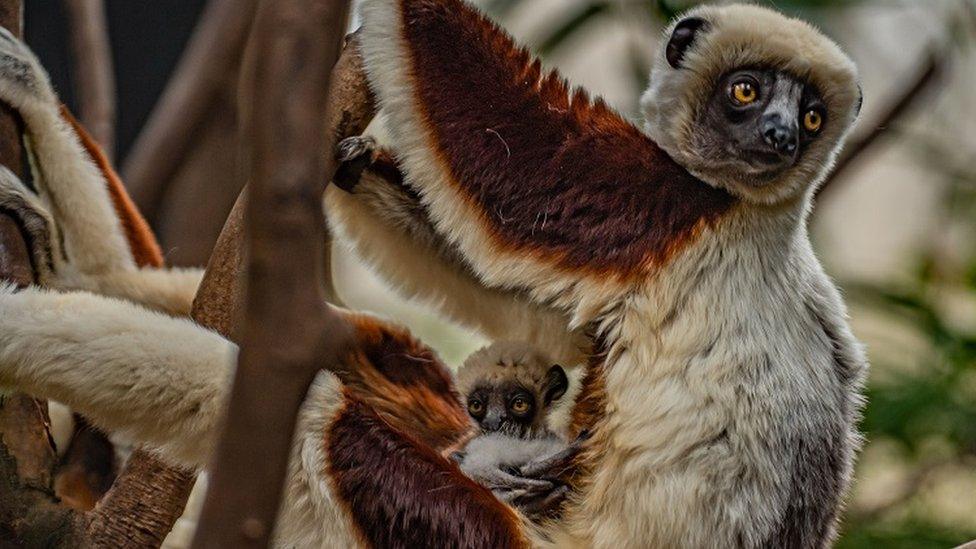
[0,1,866,547]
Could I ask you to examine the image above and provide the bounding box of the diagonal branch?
[121,0,258,223]
[816,49,945,202]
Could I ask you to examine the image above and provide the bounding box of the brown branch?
[816,49,945,202]
[0,1,86,545]
[190,0,367,545]
[62,0,116,160]
[121,0,257,223]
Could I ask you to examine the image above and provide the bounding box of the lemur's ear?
[543,365,569,406]
[666,17,708,69]
[854,85,864,118]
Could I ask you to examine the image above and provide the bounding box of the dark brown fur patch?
[60,106,164,268]
[396,0,735,277]
[337,312,472,451]
[327,396,529,549]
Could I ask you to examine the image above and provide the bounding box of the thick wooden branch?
[190,1,363,545]
[0,1,86,545]
[122,0,257,223]
[63,0,116,159]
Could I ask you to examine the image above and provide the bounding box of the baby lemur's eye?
[509,397,531,415]
[730,80,758,105]
[467,400,485,417]
[803,109,824,134]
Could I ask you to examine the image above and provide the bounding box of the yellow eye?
[731,81,757,104]
[510,398,530,415]
[467,401,484,416]
[803,110,823,133]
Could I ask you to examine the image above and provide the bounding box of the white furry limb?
[0,26,132,274]
[0,284,235,469]
[61,267,205,317]
[326,179,587,366]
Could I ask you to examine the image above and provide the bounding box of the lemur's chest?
[574,224,837,467]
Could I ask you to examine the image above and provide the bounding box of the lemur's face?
[641,8,861,204]
[466,381,539,437]
[465,364,568,438]
[693,68,827,186]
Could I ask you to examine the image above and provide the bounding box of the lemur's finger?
[480,469,553,493]
[0,166,61,284]
[512,484,570,519]
[517,443,582,481]
[334,136,377,192]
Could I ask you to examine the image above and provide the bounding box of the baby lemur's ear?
[666,16,709,69]
[543,365,569,406]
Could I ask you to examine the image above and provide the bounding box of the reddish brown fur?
[397,0,735,278]
[568,342,610,438]
[327,395,529,549]
[337,312,472,451]
[61,106,164,268]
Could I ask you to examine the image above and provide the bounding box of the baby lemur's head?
[456,342,568,438]
[641,4,861,204]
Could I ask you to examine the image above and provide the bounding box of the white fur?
[0,284,234,468]
[0,27,133,274]
[0,284,362,547]
[357,1,634,331]
[326,183,587,366]
[353,1,868,546]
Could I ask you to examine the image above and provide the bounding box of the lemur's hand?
[334,136,377,192]
[0,165,63,286]
[498,431,590,520]
[0,26,58,115]
[517,430,589,481]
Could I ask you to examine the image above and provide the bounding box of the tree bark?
[0,2,86,546]
[190,1,362,545]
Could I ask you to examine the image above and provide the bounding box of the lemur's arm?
[0,26,131,274]
[356,0,732,325]
[0,283,234,469]
[0,162,201,315]
[327,137,587,364]
[0,27,201,315]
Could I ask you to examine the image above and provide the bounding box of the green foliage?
[837,126,976,545]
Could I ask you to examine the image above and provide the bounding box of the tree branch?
[190,1,371,544]
[121,0,257,223]
[816,49,945,202]
[62,0,116,160]
[0,1,87,545]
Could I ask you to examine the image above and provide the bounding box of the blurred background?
[24,0,976,547]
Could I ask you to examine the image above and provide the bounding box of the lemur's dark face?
[465,365,568,438]
[695,68,827,185]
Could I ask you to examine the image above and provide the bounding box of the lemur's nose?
[761,113,798,155]
[482,416,501,431]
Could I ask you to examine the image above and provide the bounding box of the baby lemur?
[452,342,582,518]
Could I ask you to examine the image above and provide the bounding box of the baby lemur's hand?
[517,430,589,482]
[334,135,377,192]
